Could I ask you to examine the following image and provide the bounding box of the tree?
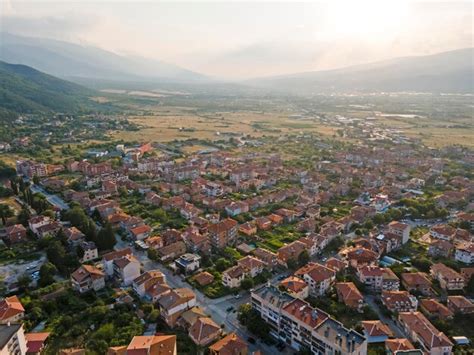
[287,258,298,271]
[32,175,40,185]
[46,240,67,273]
[96,223,116,251]
[0,204,13,225]
[39,262,57,287]
[237,303,271,341]
[298,250,310,267]
[17,274,32,289]
[241,277,254,290]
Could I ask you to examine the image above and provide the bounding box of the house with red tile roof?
[385,338,416,354]
[447,295,474,314]
[428,239,453,258]
[25,332,50,354]
[209,333,247,355]
[356,266,400,292]
[401,272,432,296]
[158,288,196,327]
[382,291,418,313]
[129,224,152,241]
[126,334,177,355]
[335,282,364,311]
[113,254,141,286]
[388,221,411,244]
[419,299,453,320]
[277,241,306,267]
[193,272,214,287]
[4,224,27,244]
[208,218,238,249]
[398,312,452,355]
[71,265,105,293]
[295,262,336,297]
[430,263,465,291]
[454,242,474,264]
[0,296,25,324]
[279,276,309,299]
[361,320,393,343]
[188,317,222,346]
[102,248,133,276]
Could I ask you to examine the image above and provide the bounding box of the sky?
[0,0,472,79]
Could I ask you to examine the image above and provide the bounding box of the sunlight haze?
[1,0,472,78]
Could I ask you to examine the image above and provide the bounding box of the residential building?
[419,299,453,320]
[129,224,152,241]
[209,333,247,355]
[102,248,133,277]
[237,256,266,277]
[295,262,336,296]
[192,272,214,287]
[398,312,452,355]
[208,218,238,249]
[0,296,25,324]
[64,227,85,247]
[251,285,367,354]
[113,254,141,286]
[382,291,418,313]
[430,263,465,291]
[279,276,309,299]
[80,241,98,263]
[356,266,400,292]
[401,272,432,296]
[385,338,416,355]
[252,248,278,270]
[132,270,166,298]
[126,335,177,355]
[361,320,393,343]
[158,288,196,327]
[28,216,50,235]
[222,265,247,289]
[188,317,222,346]
[25,332,50,354]
[388,221,411,244]
[0,323,27,355]
[71,265,105,293]
[428,240,453,258]
[447,296,474,314]
[454,242,474,264]
[335,282,364,311]
[277,241,306,267]
[4,224,27,244]
[174,253,201,274]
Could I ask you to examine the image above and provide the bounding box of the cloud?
[0,12,100,42]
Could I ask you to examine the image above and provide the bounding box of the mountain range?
[0,32,472,99]
[246,48,474,94]
[0,60,96,115]
[0,33,208,84]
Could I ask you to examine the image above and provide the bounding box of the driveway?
[365,294,405,338]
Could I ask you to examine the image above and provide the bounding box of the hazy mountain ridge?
[246,48,474,94]
[0,33,208,84]
[0,60,98,114]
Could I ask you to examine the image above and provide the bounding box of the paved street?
[365,295,405,338]
[129,245,286,354]
[30,184,70,210]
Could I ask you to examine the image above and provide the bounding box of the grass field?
[112,107,338,142]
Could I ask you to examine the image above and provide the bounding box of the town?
[0,116,472,355]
